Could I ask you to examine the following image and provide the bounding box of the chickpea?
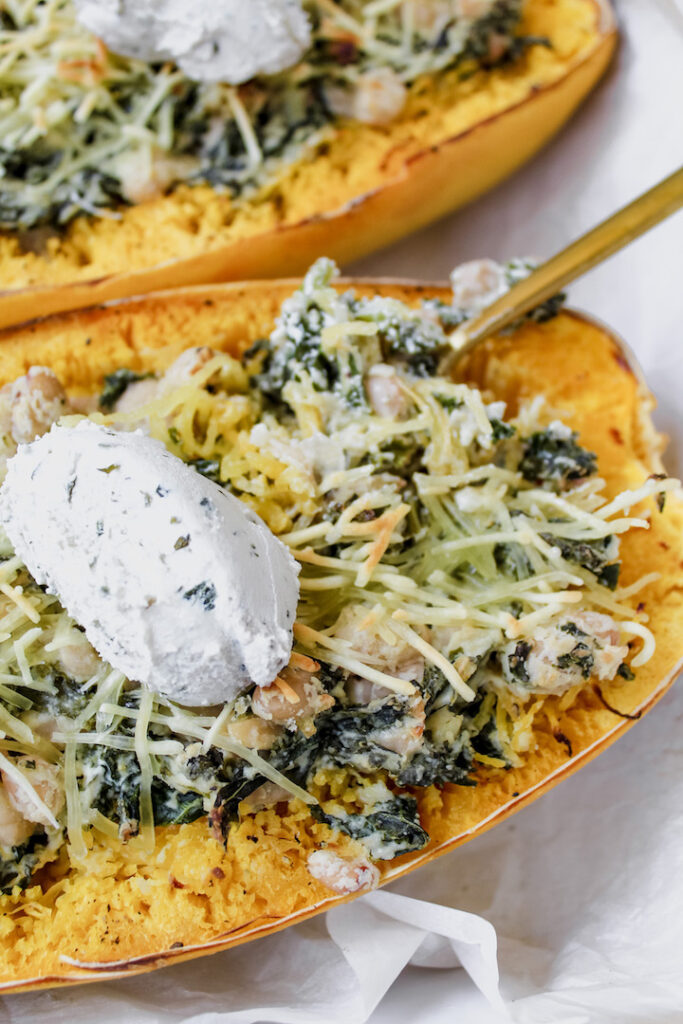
[307,849,379,895]
[0,785,34,848]
[227,716,283,750]
[1,757,63,830]
[114,377,160,414]
[160,347,219,394]
[251,666,334,725]
[326,68,407,126]
[58,639,101,682]
[365,365,408,420]
[8,367,70,444]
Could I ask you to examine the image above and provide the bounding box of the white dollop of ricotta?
[0,422,300,706]
[73,0,311,85]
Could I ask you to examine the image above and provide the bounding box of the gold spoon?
[450,165,683,358]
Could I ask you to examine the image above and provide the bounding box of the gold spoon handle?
[451,165,683,357]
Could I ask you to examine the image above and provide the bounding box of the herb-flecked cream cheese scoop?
[0,421,300,705]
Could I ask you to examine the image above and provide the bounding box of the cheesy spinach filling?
[0,259,673,892]
[0,0,541,232]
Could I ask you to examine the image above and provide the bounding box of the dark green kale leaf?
[490,418,516,441]
[364,437,425,478]
[254,306,337,403]
[556,642,594,680]
[90,748,142,834]
[502,259,565,323]
[187,458,222,483]
[28,671,89,719]
[0,161,129,231]
[0,829,51,893]
[312,794,428,859]
[210,765,265,838]
[211,727,321,840]
[422,300,467,330]
[540,532,620,590]
[375,316,447,377]
[494,541,533,580]
[519,429,597,488]
[151,781,205,826]
[508,640,532,683]
[99,368,153,410]
[315,699,410,777]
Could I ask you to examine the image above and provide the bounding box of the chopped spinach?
[211,728,320,840]
[490,418,516,442]
[560,622,588,638]
[151,781,205,826]
[364,437,425,478]
[187,458,222,483]
[435,393,464,412]
[88,748,206,833]
[557,642,594,680]
[471,717,508,762]
[596,563,621,591]
[494,541,533,581]
[519,429,597,488]
[420,663,452,712]
[90,748,142,834]
[540,532,620,589]
[0,830,51,893]
[462,1,527,61]
[422,300,467,330]
[99,369,153,411]
[211,766,265,837]
[508,640,531,683]
[396,738,474,788]
[28,672,90,720]
[313,794,428,859]
[316,699,410,777]
[374,316,447,377]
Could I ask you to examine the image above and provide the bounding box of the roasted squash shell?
[0,276,680,992]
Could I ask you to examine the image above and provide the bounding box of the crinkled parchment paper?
[2,2,682,1021]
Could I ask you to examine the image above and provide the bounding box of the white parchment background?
[2,2,682,1021]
